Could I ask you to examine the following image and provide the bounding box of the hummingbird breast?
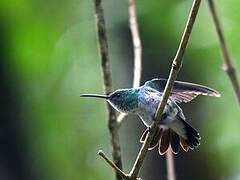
[136,87,161,126]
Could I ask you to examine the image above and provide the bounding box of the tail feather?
[149,128,163,150]
[180,137,189,152]
[139,118,200,155]
[170,131,180,154]
[159,129,170,155]
[140,129,148,143]
[140,128,163,150]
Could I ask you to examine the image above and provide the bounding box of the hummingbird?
[80,78,220,155]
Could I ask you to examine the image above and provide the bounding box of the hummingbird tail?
[139,127,181,154]
[171,118,201,152]
[158,129,180,155]
[139,119,201,155]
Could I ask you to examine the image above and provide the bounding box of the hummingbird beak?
[80,94,109,99]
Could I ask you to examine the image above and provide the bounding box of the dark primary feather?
[170,131,180,154]
[159,129,170,155]
[144,78,221,103]
[180,137,189,152]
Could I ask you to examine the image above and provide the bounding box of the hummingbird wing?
[144,78,220,103]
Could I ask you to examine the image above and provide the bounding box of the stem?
[117,0,143,127]
[166,150,176,180]
[93,0,123,179]
[129,0,202,179]
[207,0,240,104]
[129,0,142,88]
[98,150,128,179]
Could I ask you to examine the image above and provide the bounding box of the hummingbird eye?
[116,93,121,97]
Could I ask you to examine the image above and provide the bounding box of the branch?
[129,0,142,88]
[98,150,128,179]
[117,0,143,127]
[166,150,176,180]
[93,0,123,180]
[207,0,240,104]
[128,0,202,179]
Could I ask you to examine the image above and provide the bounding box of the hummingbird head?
[108,89,139,113]
[80,88,139,113]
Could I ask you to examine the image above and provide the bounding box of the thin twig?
[117,0,143,127]
[166,150,176,180]
[98,150,128,179]
[93,0,123,179]
[207,0,240,104]
[128,0,202,179]
[129,0,142,88]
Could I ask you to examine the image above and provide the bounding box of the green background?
[0,0,239,179]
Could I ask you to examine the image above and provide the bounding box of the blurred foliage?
[0,0,240,180]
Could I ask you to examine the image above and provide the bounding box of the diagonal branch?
[93,0,123,179]
[207,0,240,104]
[128,0,202,179]
[117,0,143,127]
[98,150,128,179]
